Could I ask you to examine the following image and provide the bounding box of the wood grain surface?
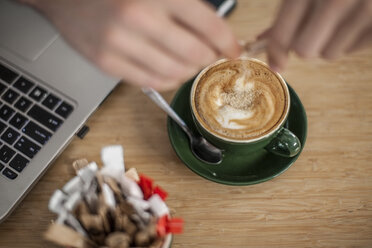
[1,1,372,247]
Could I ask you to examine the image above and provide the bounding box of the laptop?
[0,0,119,222]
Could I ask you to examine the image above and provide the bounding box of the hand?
[260,0,372,72]
[22,0,241,91]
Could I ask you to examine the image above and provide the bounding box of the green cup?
[190,58,301,158]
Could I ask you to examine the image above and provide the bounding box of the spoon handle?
[240,39,267,57]
[142,87,191,135]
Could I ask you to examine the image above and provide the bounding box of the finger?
[292,0,357,58]
[322,1,372,59]
[266,0,312,71]
[106,24,197,81]
[348,27,372,53]
[95,49,174,88]
[257,28,271,40]
[99,46,188,91]
[267,43,287,72]
[120,5,219,68]
[165,0,241,58]
[150,79,184,92]
[270,0,312,49]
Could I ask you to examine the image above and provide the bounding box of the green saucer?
[167,80,307,185]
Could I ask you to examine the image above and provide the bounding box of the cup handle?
[265,128,301,157]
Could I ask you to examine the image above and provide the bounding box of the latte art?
[192,59,288,141]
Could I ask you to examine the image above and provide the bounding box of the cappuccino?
[192,59,289,141]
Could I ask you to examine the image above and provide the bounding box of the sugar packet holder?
[45,145,183,248]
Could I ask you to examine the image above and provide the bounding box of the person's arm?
[261,0,372,72]
[19,0,241,91]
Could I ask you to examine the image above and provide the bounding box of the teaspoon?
[142,87,223,165]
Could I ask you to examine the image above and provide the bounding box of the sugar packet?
[45,145,183,248]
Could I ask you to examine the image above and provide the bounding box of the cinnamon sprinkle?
[221,89,261,110]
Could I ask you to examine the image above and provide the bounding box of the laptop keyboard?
[0,61,74,180]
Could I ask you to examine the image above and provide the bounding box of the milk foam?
[216,105,254,129]
[215,72,256,129]
[193,59,288,141]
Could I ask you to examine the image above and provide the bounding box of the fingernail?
[270,65,281,73]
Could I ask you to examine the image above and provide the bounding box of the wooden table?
[1,1,372,247]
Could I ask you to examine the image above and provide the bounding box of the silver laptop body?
[0,0,119,222]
